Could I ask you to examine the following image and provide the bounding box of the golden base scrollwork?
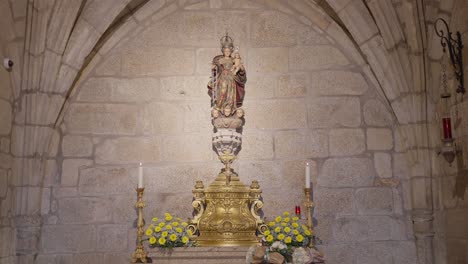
[188,169,266,247]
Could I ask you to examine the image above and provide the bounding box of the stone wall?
[0,0,25,263]
[34,3,417,263]
[432,0,468,263]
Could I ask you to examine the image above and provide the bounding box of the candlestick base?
[131,188,151,263]
[131,245,152,263]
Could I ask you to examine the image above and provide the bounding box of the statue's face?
[224,106,232,116]
[223,47,232,57]
[234,53,240,59]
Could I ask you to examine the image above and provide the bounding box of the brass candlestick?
[131,188,150,263]
[303,187,315,248]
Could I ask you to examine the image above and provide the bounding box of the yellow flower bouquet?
[145,213,193,248]
[263,212,315,261]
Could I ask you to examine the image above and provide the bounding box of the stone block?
[363,99,393,127]
[120,46,195,76]
[58,197,112,224]
[16,93,63,125]
[0,68,12,100]
[183,103,212,133]
[329,128,365,156]
[62,19,100,68]
[356,187,393,215]
[250,10,327,47]
[0,1,16,42]
[319,244,355,264]
[238,131,274,160]
[307,97,361,128]
[196,48,222,75]
[81,0,127,34]
[374,152,392,178]
[40,50,61,92]
[79,166,133,196]
[313,216,334,244]
[338,1,379,45]
[95,54,121,76]
[145,102,184,134]
[144,163,220,194]
[446,209,468,239]
[12,158,44,186]
[1,138,10,153]
[214,11,249,47]
[142,11,216,47]
[244,99,307,129]
[96,137,160,164]
[65,104,139,135]
[97,225,128,251]
[41,225,96,253]
[55,64,78,93]
[367,128,393,150]
[314,188,354,216]
[281,159,318,186]
[355,241,393,264]
[0,99,12,135]
[160,76,208,100]
[10,0,27,18]
[248,48,289,73]
[318,158,374,187]
[310,71,368,96]
[62,135,93,157]
[53,187,78,198]
[333,216,394,241]
[0,227,14,257]
[61,159,93,186]
[0,153,12,169]
[133,0,166,21]
[289,46,349,71]
[238,161,282,188]
[277,73,307,97]
[46,0,81,53]
[245,74,277,99]
[160,134,212,162]
[0,169,7,198]
[392,241,418,264]
[274,130,328,159]
[104,253,131,264]
[72,253,104,264]
[110,194,141,224]
[78,77,160,103]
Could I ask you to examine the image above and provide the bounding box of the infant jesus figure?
[231,49,243,75]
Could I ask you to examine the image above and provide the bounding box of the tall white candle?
[305,162,311,188]
[138,162,144,188]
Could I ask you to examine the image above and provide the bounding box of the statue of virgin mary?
[207,33,246,117]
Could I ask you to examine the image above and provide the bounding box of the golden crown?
[220,32,234,51]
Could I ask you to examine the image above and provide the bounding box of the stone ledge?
[147,247,249,264]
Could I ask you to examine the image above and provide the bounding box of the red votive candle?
[295,206,301,216]
[442,117,452,139]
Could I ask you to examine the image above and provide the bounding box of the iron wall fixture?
[434,18,464,94]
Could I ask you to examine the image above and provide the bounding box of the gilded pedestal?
[188,169,266,246]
